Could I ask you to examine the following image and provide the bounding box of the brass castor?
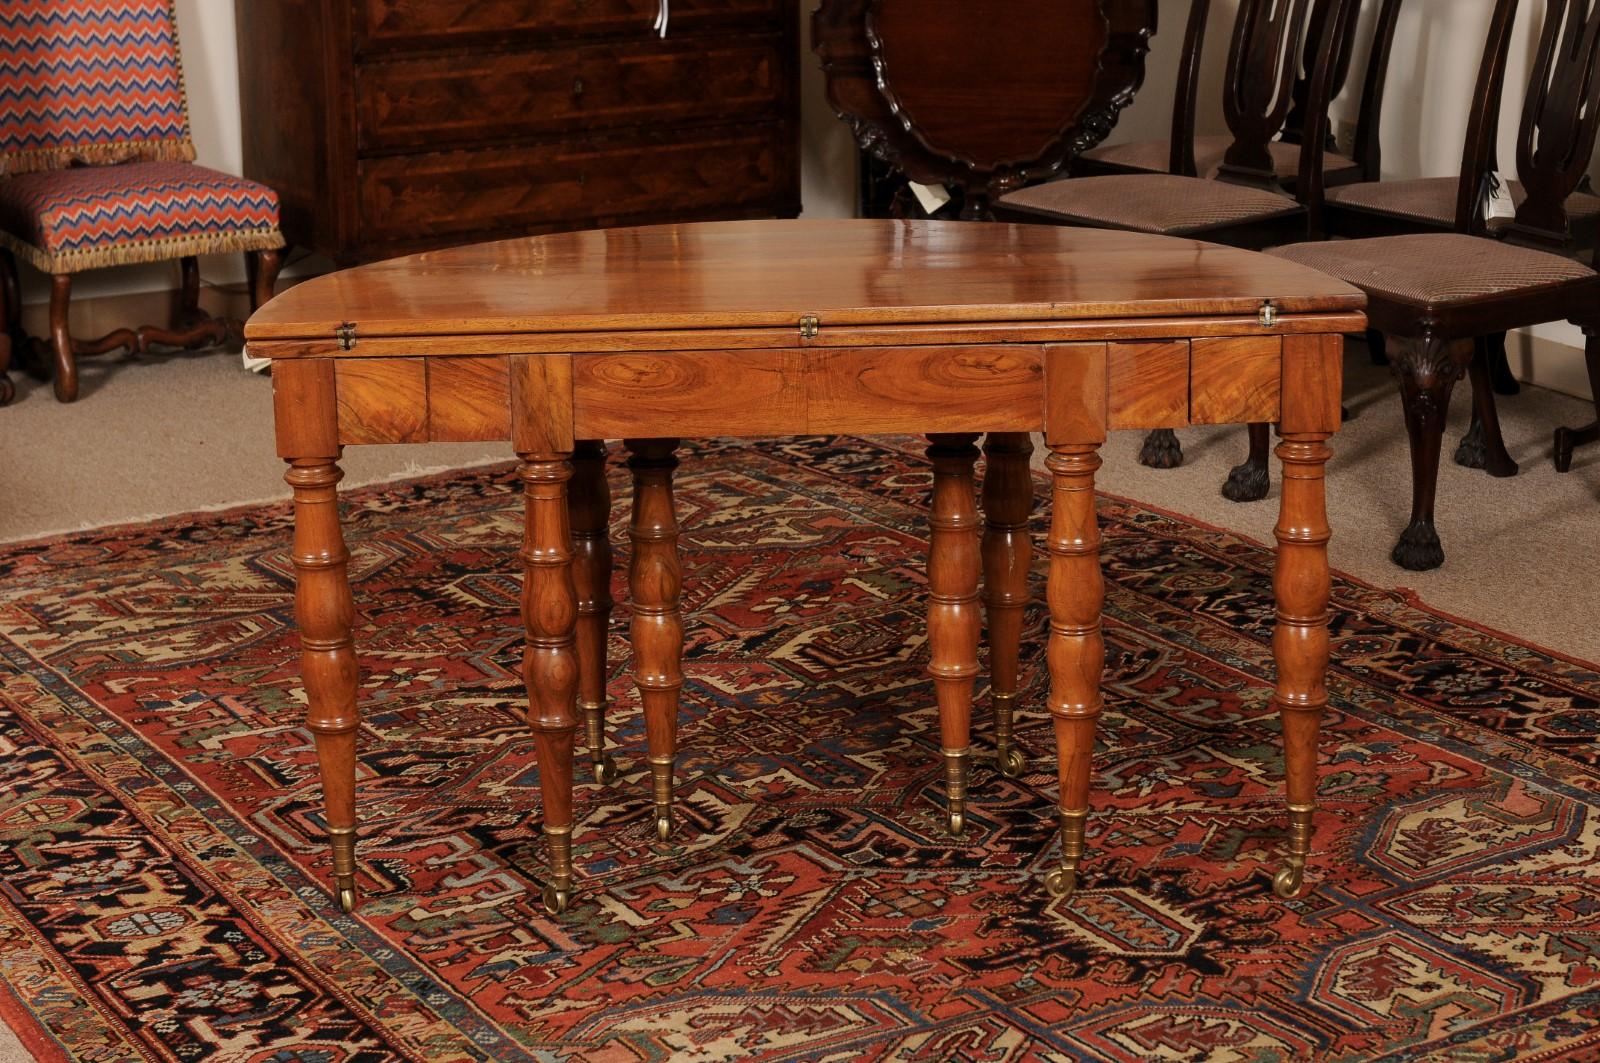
[948,810,965,836]
[592,750,620,786]
[997,745,1027,779]
[335,876,357,914]
[654,806,674,842]
[542,883,572,915]
[942,747,969,837]
[1043,866,1077,900]
[1272,864,1306,900]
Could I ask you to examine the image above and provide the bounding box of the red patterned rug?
[1,435,1597,1062]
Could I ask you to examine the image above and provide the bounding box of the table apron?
[303,336,1330,451]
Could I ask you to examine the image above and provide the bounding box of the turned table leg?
[1271,430,1333,898]
[928,434,982,835]
[518,449,581,914]
[626,439,684,842]
[1043,444,1104,901]
[571,440,618,785]
[981,432,1033,779]
[286,456,361,913]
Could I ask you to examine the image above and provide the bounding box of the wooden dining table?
[247,219,1364,916]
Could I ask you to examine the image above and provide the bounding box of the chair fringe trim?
[0,226,285,275]
[0,139,197,178]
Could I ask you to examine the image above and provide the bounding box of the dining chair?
[1270,0,1600,570]
[1075,0,1367,190]
[0,0,285,402]
[997,0,1357,503]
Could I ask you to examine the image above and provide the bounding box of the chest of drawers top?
[353,0,785,53]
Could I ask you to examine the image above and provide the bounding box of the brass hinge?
[336,322,358,351]
[798,314,820,339]
[1258,300,1278,328]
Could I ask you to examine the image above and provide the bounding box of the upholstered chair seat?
[1081,136,1360,183]
[0,162,283,275]
[1325,175,1600,228]
[999,173,1301,236]
[1269,233,1596,308]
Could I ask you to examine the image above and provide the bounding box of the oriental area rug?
[1,436,1597,1062]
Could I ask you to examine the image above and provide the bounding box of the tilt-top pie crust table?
[247,219,1364,915]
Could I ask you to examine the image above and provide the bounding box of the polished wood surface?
[247,220,1363,343]
[262,220,1359,917]
[235,0,799,265]
[812,0,1155,217]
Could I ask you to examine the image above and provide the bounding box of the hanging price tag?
[909,181,952,215]
[1485,171,1517,221]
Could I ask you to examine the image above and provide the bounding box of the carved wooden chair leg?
[1043,444,1104,902]
[626,439,684,842]
[136,258,228,354]
[1137,427,1184,469]
[1484,330,1519,395]
[519,447,581,915]
[1390,336,1470,571]
[1223,423,1273,502]
[248,247,284,313]
[49,274,78,402]
[928,434,982,835]
[981,432,1033,781]
[1454,339,1519,476]
[1365,328,1389,366]
[571,441,618,785]
[1554,328,1600,472]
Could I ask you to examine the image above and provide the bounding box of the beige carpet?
[1,341,1597,664]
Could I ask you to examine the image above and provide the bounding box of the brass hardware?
[942,747,969,835]
[582,699,618,785]
[335,322,357,351]
[993,692,1024,778]
[327,824,358,912]
[1273,802,1316,899]
[798,314,820,339]
[649,754,676,841]
[1258,300,1279,328]
[1044,807,1088,900]
[542,823,574,914]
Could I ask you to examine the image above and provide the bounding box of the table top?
[246,220,1364,346]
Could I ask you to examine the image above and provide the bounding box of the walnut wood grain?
[428,356,511,442]
[272,358,339,459]
[511,355,575,456]
[336,358,427,444]
[1190,336,1281,425]
[627,440,685,843]
[805,347,1041,434]
[246,221,1366,343]
[1107,341,1188,429]
[981,433,1034,779]
[927,434,983,835]
[1043,343,1108,446]
[571,441,618,785]
[574,351,806,438]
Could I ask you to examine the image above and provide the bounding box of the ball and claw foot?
[1392,521,1444,571]
[1138,429,1184,469]
[541,883,572,915]
[997,745,1027,779]
[1221,459,1270,503]
[1272,863,1306,900]
[1454,420,1487,470]
[1043,866,1078,901]
[592,750,620,786]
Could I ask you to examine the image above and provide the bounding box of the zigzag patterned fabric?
[0,0,194,174]
[0,160,283,272]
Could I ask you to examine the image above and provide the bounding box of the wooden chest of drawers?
[235,0,801,265]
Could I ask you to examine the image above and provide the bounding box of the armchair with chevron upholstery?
[0,0,284,403]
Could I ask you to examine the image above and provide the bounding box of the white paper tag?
[241,345,271,374]
[1486,171,1516,221]
[909,181,952,215]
